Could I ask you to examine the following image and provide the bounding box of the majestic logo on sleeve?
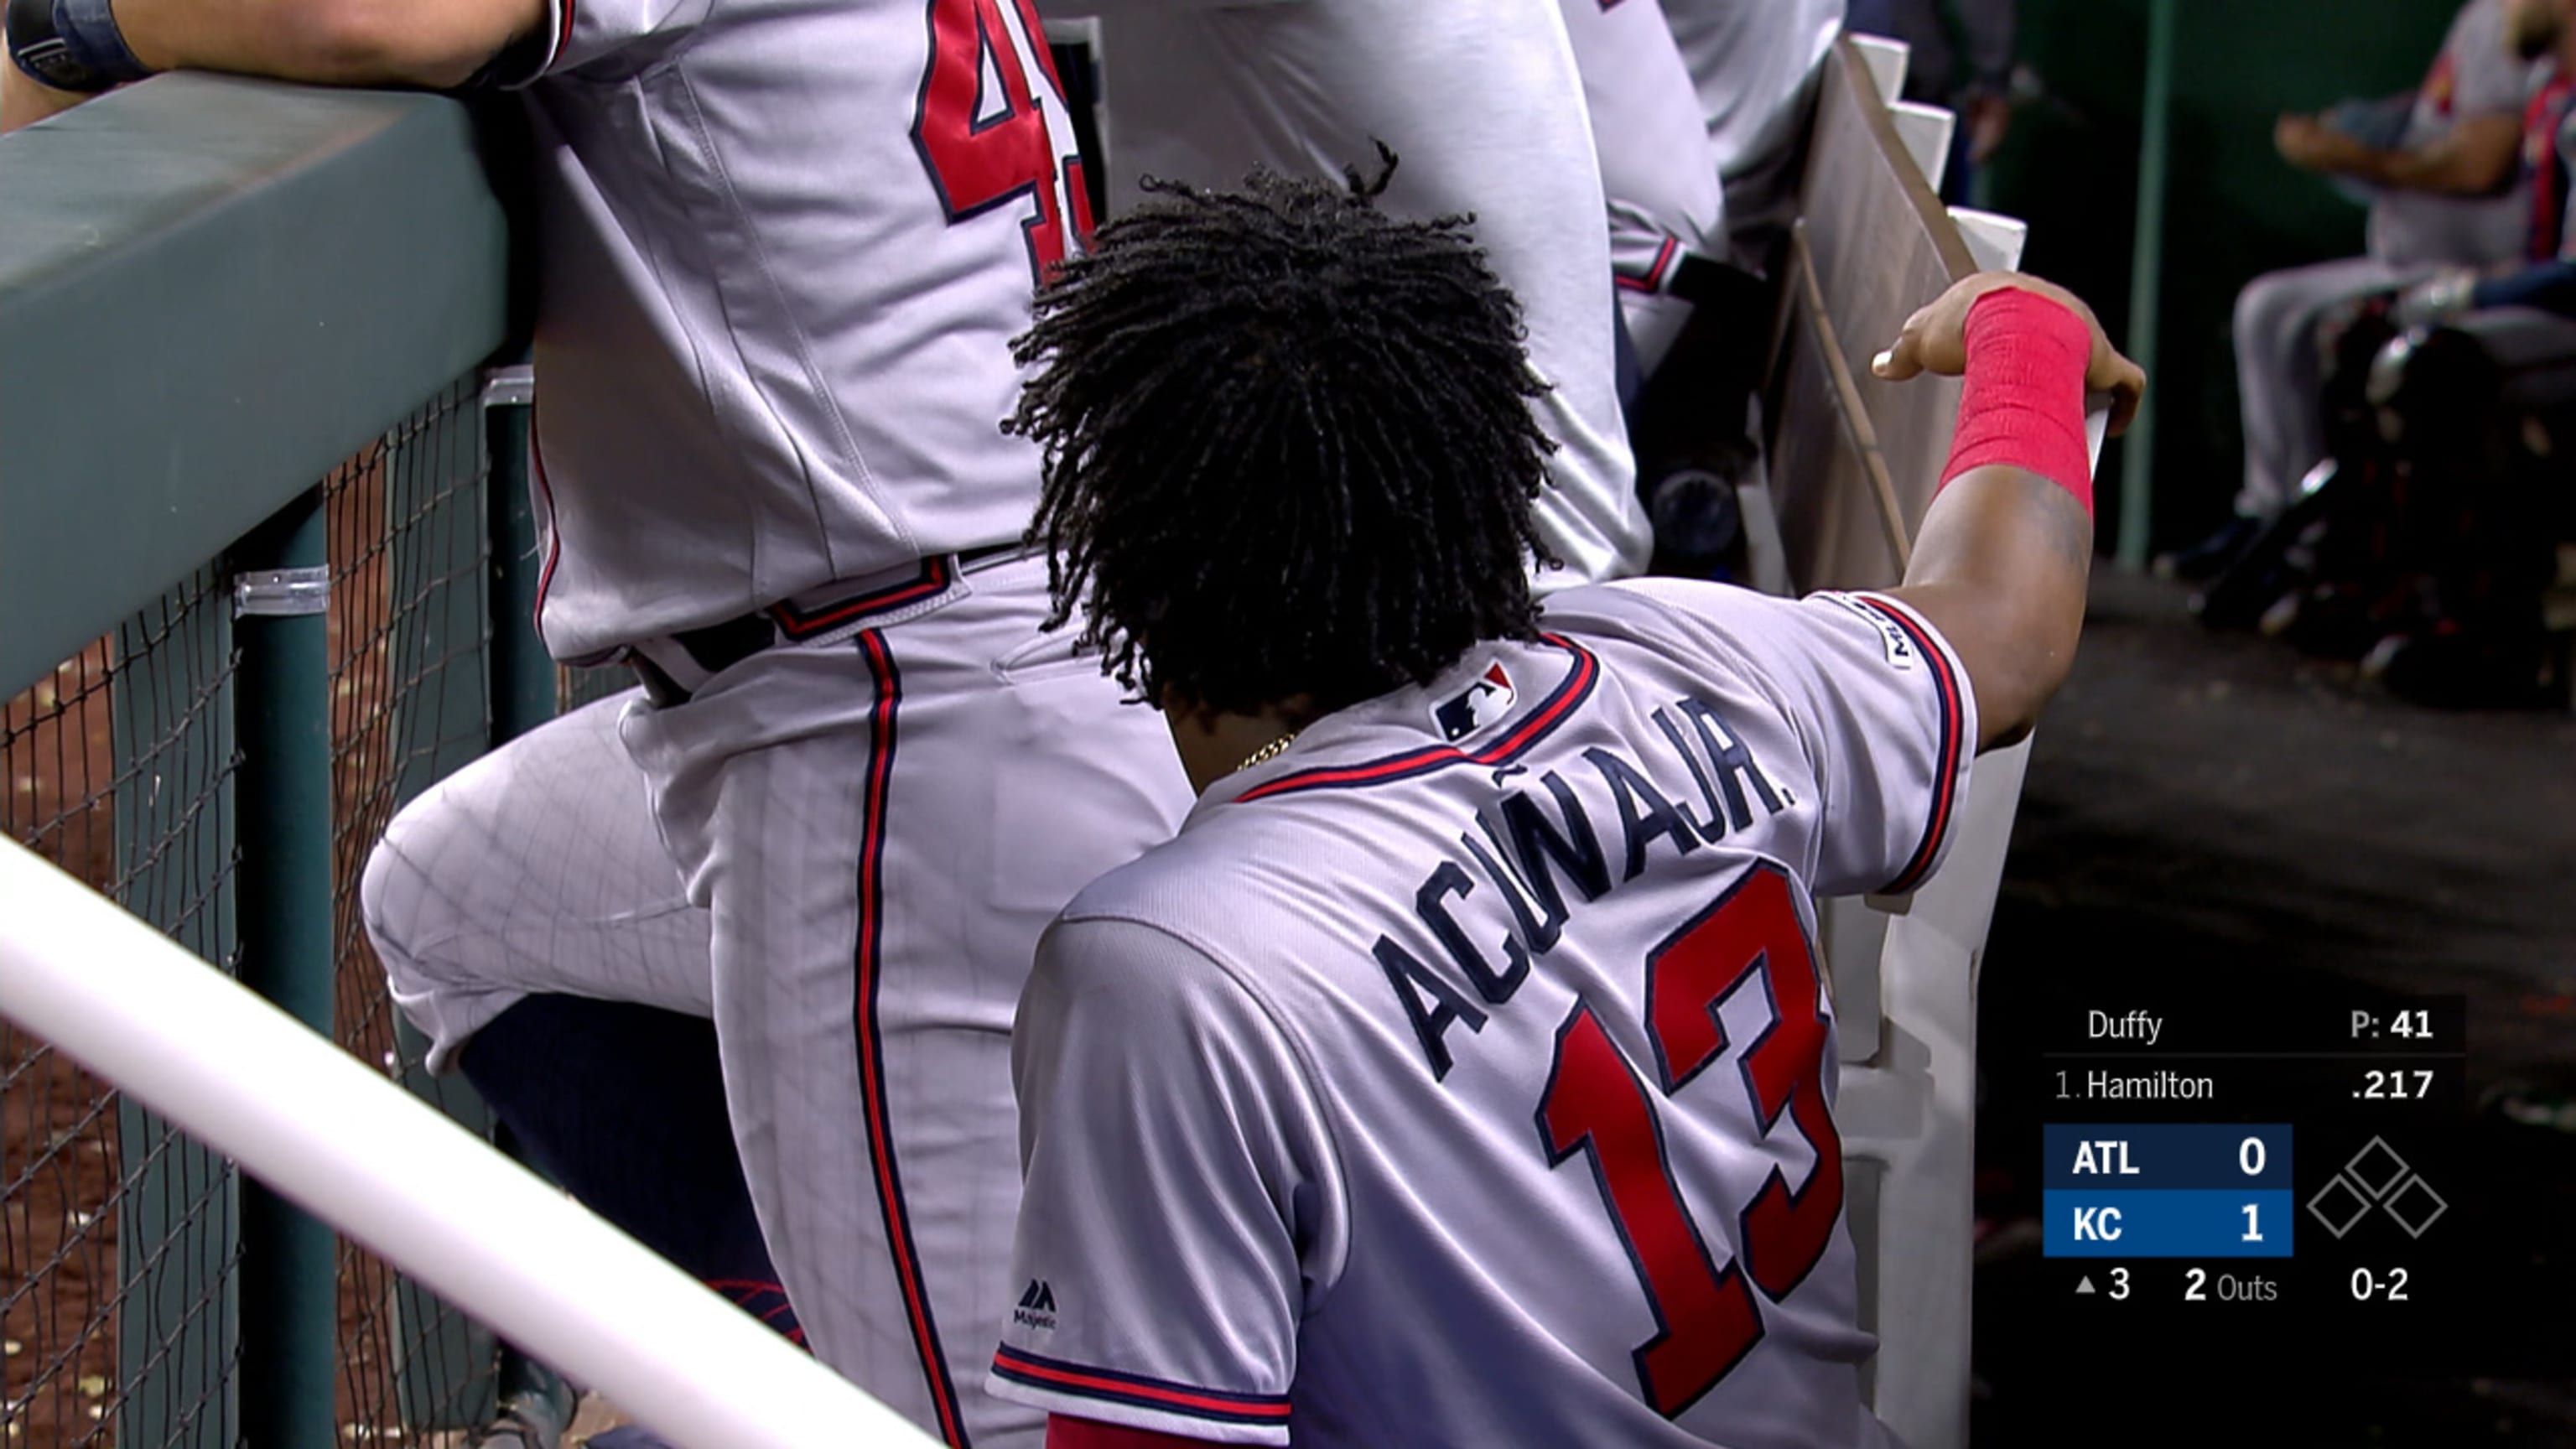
[1014,1280,1057,1331]
[1825,593,1919,671]
[1433,662,1517,741]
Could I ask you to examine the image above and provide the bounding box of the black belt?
[1670,253,1768,313]
[630,659,694,710]
[630,542,1020,708]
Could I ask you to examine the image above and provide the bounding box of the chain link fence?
[3,575,243,1448]
[324,380,505,1446]
[0,375,595,1446]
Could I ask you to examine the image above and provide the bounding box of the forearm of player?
[2343,114,2523,195]
[1871,279,2132,751]
[1892,472,2090,751]
[103,0,541,90]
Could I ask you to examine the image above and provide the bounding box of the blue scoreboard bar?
[2041,1124,2293,1258]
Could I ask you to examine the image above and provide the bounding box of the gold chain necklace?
[1235,729,1302,775]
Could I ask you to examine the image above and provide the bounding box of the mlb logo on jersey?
[1432,662,1517,741]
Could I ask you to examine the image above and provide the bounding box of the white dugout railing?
[0,837,938,1449]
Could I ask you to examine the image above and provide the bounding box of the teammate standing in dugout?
[7,2,1202,1446]
[984,169,2141,1448]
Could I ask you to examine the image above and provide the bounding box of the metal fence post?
[484,363,554,745]
[2116,0,2179,569]
[231,488,339,1449]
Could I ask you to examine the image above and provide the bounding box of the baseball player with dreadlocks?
[982,168,2141,1449]
[1073,0,1651,588]
[8,1,1192,1445]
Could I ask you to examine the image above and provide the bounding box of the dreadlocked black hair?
[1009,151,1561,719]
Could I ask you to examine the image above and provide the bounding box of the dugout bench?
[1760,34,2106,1449]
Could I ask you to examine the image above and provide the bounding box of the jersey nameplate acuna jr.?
[990,579,1972,1447]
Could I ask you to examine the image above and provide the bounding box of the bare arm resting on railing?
[1868,271,2147,753]
[3,0,541,130]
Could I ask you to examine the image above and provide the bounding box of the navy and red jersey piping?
[1614,235,1682,294]
[851,632,973,1446]
[992,1346,1291,1429]
[529,425,565,651]
[704,1278,806,1348]
[1852,597,1966,895]
[771,558,953,639]
[1233,636,1601,804]
[2528,78,2575,262]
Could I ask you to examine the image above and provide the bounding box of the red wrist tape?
[1939,288,2095,516]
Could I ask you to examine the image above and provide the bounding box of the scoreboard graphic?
[2031,987,2464,1363]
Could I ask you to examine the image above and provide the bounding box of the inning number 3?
[912,0,1095,284]
[1538,864,1843,1418]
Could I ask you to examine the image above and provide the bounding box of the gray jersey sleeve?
[1620,579,1978,898]
[2448,0,2537,120]
[474,0,714,86]
[989,916,1346,1445]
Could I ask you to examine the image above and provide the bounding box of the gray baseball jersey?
[989,580,1971,1447]
[496,0,1093,659]
[1660,0,1846,262]
[1560,0,1729,375]
[422,8,1204,1446]
[2368,0,2549,269]
[1084,1,1652,589]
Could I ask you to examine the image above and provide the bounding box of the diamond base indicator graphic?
[2306,1174,2373,1239]
[2307,1136,2447,1239]
[2030,981,2464,1381]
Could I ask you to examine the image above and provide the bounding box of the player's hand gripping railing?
[0,836,939,1449]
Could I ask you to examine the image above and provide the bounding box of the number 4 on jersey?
[1538,863,1844,1419]
[912,0,1095,284]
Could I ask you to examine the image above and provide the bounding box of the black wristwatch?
[8,0,153,93]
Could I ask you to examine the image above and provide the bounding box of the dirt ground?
[1970,570,2576,1446]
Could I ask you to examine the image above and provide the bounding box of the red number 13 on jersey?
[912,0,1095,283]
[1538,863,1844,1417]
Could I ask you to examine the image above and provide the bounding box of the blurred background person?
[2397,0,2576,325]
[2163,0,2545,581]
[1846,0,2020,203]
